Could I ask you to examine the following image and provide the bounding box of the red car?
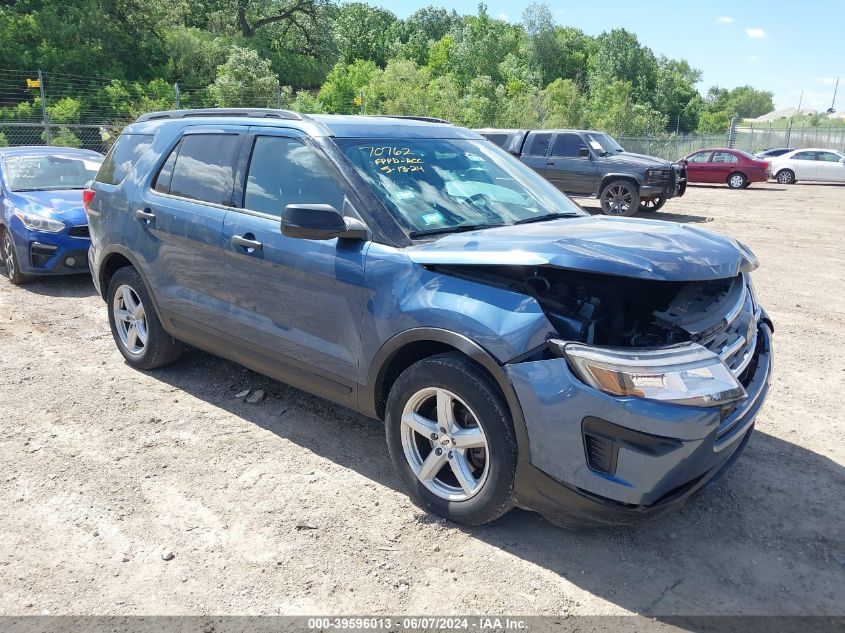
[682,148,770,189]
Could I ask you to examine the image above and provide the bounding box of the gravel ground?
[0,181,843,617]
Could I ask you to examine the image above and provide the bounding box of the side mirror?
[578,147,590,158]
[281,203,368,241]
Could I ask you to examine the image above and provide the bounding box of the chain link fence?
[0,122,125,153]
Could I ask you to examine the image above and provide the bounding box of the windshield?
[336,138,584,236]
[585,133,624,155]
[3,154,102,192]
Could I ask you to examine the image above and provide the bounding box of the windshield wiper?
[409,223,505,238]
[513,212,580,225]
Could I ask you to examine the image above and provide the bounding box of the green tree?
[291,89,326,113]
[333,3,397,67]
[210,46,280,107]
[317,60,378,114]
[541,78,586,128]
[365,59,430,115]
[588,29,657,104]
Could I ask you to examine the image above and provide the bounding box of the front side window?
[155,133,240,205]
[687,152,712,163]
[337,138,585,237]
[551,133,588,158]
[96,133,152,185]
[243,136,345,216]
[3,154,102,192]
[818,151,843,162]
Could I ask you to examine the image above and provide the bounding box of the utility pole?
[828,77,839,114]
[174,83,181,110]
[38,69,50,145]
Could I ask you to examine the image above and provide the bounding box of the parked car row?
[478,127,845,216]
[1,110,773,530]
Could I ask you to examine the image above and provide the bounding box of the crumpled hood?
[7,189,87,225]
[406,216,758,281]
[604,151,673,168]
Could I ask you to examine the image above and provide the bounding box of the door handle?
[232,234,263,251]
[546,160,555,165]
[135,209,156,223]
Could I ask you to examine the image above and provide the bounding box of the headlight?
[551,340,746,407]
[13,209,65,233]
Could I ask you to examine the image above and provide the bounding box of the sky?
[365,0,845,112]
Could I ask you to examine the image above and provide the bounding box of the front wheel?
[776,169,795,184]
[727,172,747,189]
[0,227,34,285]
[385,353,517,525]
[600,180,640,216]
[639,197,666,212]
[107,266,183,369]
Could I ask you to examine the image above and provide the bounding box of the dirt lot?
[1,181,843,617]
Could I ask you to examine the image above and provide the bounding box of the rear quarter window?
[95,133,153,185]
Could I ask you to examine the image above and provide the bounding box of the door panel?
[816,152,845,182]
[685,152,713,182]
[221,132,368,407]
[710,151,739,183]
[137,127,244,331]
[545,133,597,195]
[518,132,552,177]
[790,151,818,180]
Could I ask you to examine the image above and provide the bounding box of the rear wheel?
[0,227,34,285]
[600,180,640,217]
[639,197,666,212]
[385,352,517,525]
[776,169,795,184]
[107,266,183,369]
[727,172,747,189]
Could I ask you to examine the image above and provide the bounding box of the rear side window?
[95,133,153,185]
[526,133,551,157]
[793,151,816,161]
[243,136,345,217]
[155,134,240,205]
[711,152,738,163]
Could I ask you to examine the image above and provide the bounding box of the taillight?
[82,188,95,215]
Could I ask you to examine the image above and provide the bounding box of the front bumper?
[506,323,773,527]
[9,219,90,276]
[640,164,687,200]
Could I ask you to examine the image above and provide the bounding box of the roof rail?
[377,115,453,125]
[135,108,308,123]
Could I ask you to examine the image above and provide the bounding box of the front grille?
[68,225,90,238]
[647,169,673,186]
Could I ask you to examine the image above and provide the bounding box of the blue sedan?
[0,146,103,284]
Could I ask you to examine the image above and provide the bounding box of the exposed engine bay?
[427,264,746,348]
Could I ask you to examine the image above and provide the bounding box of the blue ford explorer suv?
[0,146,103,284]
[86,109,773,527]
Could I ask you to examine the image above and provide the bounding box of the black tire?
[600,180,640,217]
[0,227,35,285]
[776,169,795,185]
[385,352,518,526]
[639,197,666,212]
[727,172,747,189]
[106,266,183,369]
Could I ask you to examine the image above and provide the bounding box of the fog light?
[65,256,76,267]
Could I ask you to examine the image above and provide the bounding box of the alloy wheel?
[112,284,148,355]
[400,387,490,501]
[2,232,15,279]
[640,197,665,212]
[603,184,634,215]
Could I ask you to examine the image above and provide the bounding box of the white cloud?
[745,28,768,39]
[497,12,509,21]
[716,16,734,24]
[816,77,839,85]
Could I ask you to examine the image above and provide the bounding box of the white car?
[769,148,845,184]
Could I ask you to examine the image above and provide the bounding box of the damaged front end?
[424,261,773,523]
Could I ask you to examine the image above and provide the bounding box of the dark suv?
[477,129,686,215]
[86,109,772,527]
